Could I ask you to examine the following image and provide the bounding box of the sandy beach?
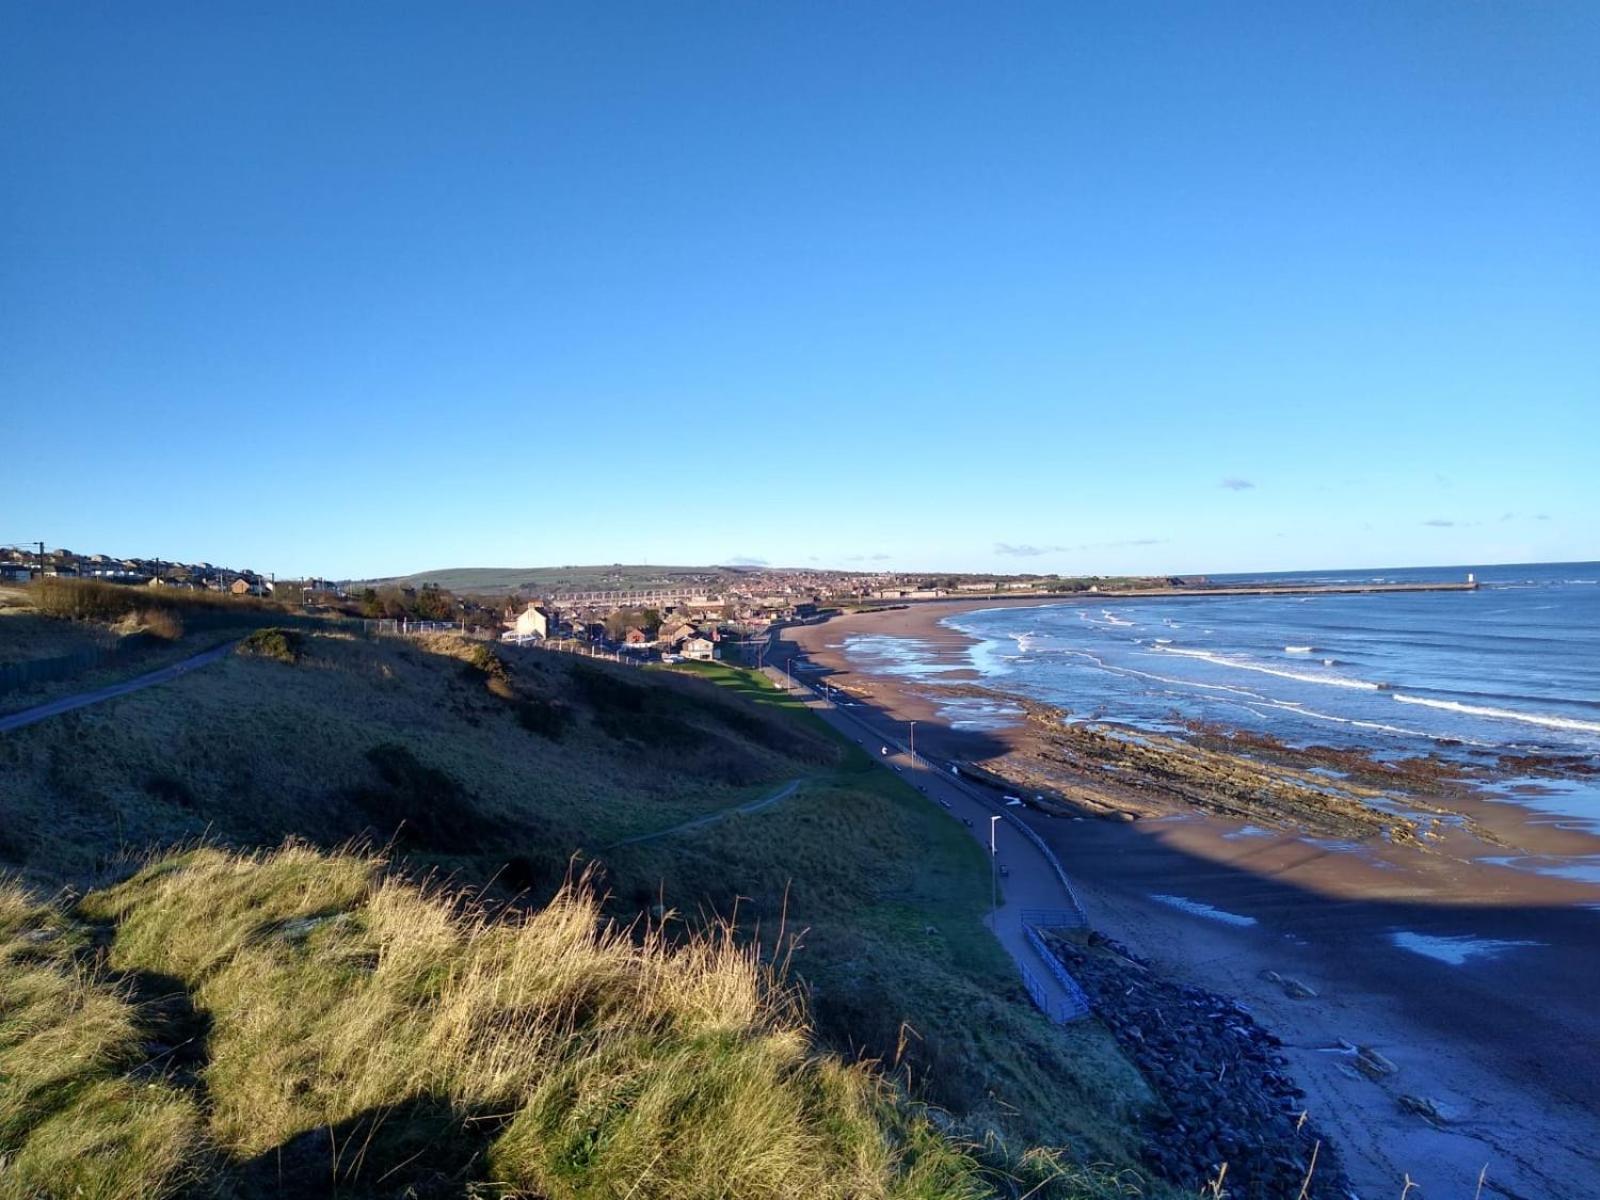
[780,600,1600,1200]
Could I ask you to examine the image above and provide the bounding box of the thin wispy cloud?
[724,555,767,566]
[995,542,1063,558]
[995,538,1168,557]
[1220,478,1255,492]
[1422,519,1456,528]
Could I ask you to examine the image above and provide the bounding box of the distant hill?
[351,563,756,596]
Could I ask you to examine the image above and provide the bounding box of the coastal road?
[760,665,1091,1024]
[0,641,237,734]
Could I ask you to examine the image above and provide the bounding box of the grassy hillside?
[0,579,321,719]
[0,626,1163,1197]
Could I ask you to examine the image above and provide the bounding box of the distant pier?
[860,580,1479,607]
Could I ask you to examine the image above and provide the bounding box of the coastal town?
[1,543,1479,667]
[0,542,1201,661]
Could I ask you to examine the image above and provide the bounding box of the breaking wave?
[1391,694,1600,735]
[1153,645,1381,691]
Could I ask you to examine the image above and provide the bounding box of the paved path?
[607,778,807,849]
[0,641,237,734]
[761,665,1089,1023]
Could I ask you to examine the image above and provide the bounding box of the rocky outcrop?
[1045,930,1351,1198]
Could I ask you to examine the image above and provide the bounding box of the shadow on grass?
[219,1096,503,1199]
[113,967,214,1101]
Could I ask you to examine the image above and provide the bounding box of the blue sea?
[848,563,1600,768]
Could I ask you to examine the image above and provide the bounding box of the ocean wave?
[1391,694,1600,735]
[1246,700,1479,744]
[1285,645,1314,654]
[1062,650,1267,700]
[1152,645,1381,691]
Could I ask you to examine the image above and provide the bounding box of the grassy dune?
[0,629,1164,1197]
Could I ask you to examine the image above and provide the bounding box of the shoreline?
[778,599,1600,1199]
[789,599,1600,896]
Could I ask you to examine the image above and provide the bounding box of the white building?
[682,635,719,662]
[512,604,550,640]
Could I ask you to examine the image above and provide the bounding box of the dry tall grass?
[2,844,1008,1198]
[0,886,200,1198]
[29,577,278,622]
[110,608,185,641]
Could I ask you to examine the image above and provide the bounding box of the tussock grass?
[110,607,185,641]
[0,843,1008,1197]
[0,885,200,1199]
[29,577,278,623]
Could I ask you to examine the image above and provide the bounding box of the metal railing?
[1019,908,1085,931]
[1020,962,1051,1017]
[1022,922,1093,1021]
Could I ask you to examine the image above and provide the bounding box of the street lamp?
[988,815,1001,925]
[908,720,917,757]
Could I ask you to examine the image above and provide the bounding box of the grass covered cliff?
[0,617,1162,1198]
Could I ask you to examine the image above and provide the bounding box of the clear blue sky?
[3,3,1595,579]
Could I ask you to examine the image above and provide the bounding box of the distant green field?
[354,563,753,595]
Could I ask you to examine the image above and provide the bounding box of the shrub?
[237,627,301,664]
[463,642,516,699]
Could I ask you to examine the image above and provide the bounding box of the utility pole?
[36,541,44,579]
[908,720,917,757]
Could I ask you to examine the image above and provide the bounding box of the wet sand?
[782,601,1600,1199]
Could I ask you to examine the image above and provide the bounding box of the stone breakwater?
[1043,930,1351,1199]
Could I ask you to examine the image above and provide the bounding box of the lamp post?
[988,815,1000,925]
[908,720,917,757]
